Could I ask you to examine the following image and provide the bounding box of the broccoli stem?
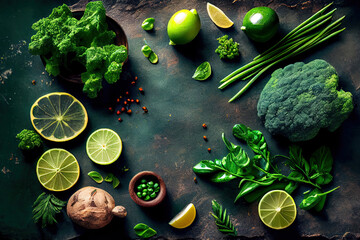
[219,3,345,102]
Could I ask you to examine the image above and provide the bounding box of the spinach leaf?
[300,186,339,210]
[192,61,212,81]
[193,160,221,174]
[134,223,157,238]
[142,18,155,31]
[211,172,237,183]
[309,146,333,185]
[88,171,103,183]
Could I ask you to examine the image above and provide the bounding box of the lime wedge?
[207,3,234,28]
[30,92,88,142]
[258,190,297,230]
[169,203,196,229]
[36,148,80,191]
[86,128,122,165]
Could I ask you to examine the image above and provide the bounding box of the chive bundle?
[219,3,345,102]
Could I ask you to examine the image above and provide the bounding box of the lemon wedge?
[169,203,196,229]
[207,3,234,28]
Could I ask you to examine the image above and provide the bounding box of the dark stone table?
[0,0,359,239]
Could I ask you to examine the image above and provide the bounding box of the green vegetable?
[104,173,120,188]
[136,179,159,200]
[215,35,239,60]
[32,192,67,228]
[141,45,152,58]
[28,1,128,98]
[257,59,353,142]
[192,61,211,81]
[300,186,339,210]
[241,7,279,43]
[218,3,345,102]
[142,18,155,31]
[134,223,157,238]
[211,200,237,236]
[88,171,103,183]
[16,129,42,150]
[193,123,336,211]
[148,52,158,64]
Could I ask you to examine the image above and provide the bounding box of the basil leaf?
[192,61,211,81]
[193,160,221,174]
[112,176,120,189]
[142,18,155,31]
[211,172,237,183]
[134,223,157,238]
[88,171,103,183]
[104,173,114,182]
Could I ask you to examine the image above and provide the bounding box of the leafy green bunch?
[193,123,338,211]
[215,35,240,60]
[28,1,128,98]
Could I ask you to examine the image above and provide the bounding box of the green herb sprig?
[32,192,67,228]
[134,223,157,238]
[211,200,237,236]
[193,123,339,211]
[219,3,345,102]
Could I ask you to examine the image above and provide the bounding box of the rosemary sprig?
[32,192,67,228]
[211,200,237,236]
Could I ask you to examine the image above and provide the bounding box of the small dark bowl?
[41,10,128,84]
[129,171,166,207]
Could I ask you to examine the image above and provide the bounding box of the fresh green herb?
[218,3,345,102]
[16,129,42,150]
[88,171,103,183]
[192,61,212,81]
[257,59,354,142]
[193,123,336,211]
[142,18,155,31]
[28,2,128,98]
[134,223,157,238]
[112,176,120,188]
[300,186,339,211]
[32,192,67,228]
[141,45,152,58]
[104,173,114,182]
[215,35,240,60]
[211,200,237,236]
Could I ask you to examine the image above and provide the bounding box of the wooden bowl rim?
[128,171,167,207]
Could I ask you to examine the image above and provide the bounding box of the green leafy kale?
[215,35,240,60]
[193,123,338,211]
[29,1,128,98]
[16,129,42,150]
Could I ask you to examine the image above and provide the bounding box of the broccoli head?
[16,129,42,150]
[257,59,353,142]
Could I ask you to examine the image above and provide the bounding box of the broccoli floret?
[83,47,106,72]
[81,72,103,98]
[104,61,122,84]
[16,129,42,150]
[215,35,240,60]
[257,59,353,142]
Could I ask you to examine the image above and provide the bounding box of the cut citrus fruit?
[207,3,234,28]
[36,148,80,192]
[30,92,88,142]
[169,203,196,229]
[258,190,297,230]
[86,128,122,165]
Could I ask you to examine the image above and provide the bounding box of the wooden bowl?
[129,171,166,207]
[41,10,128,84]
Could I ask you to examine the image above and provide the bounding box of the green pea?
[150,192,156,198]
[153,183,159,188]
[141,45,152,58]
[141,179,147,184]
[148,188,153,193]
[141,184,146,188]
[154,187,160,193]
[142,192,147,197]
[147,181,154,187]
[144,195,151,201]
[137,185,143,191]
[137,192,142,198]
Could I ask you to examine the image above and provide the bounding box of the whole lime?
[167,9,201,45]
[241,7,279,43]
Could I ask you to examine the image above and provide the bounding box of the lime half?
[30,92,88,142]
[86,128,122,165]
[36,148,80,191]
[258,190,297,229]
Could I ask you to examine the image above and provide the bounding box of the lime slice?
[207,3,234,28]
[86,128,122,165]
[258,190,297,230]
[30,92,88,142]
[36,148,80,192]
[169,203,196,229]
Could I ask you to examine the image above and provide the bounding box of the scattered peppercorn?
[202,123,207,129]
[139,87,144,94]
[124,101,128,105]
[125,91,129,95]
[121,107,126,112]
[136,99,140,104]
[208,148,211,153]
[142,106,148,113]
[119,96,123,99]
[116,110,120,115]
[118,118,122,122]
[127,98,131,102]
[127,109,132,114]
[108,107,113,112]
[31,80,36,85]
[131,99,134,103]
[116,98,120,103]
[131,81,136,85]
[194,177,197,184]
[135,76,138,81]
[203,136,208,141]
